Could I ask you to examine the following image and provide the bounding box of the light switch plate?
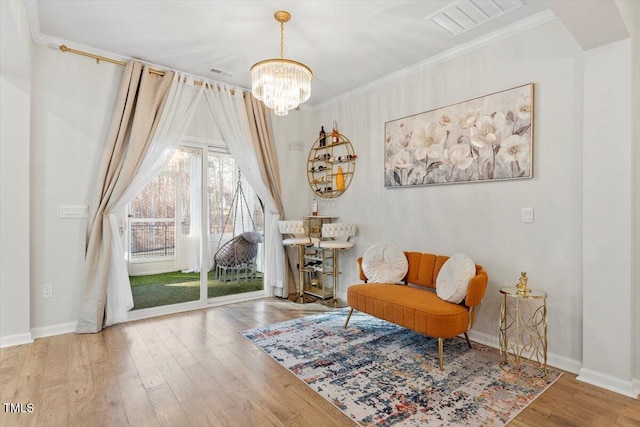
[522,207,534,223]
[60,205,89,219]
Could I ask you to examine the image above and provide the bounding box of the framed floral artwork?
[384,83,533,187]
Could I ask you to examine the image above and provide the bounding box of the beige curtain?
[77,61,174,333]
[243,94,295,297]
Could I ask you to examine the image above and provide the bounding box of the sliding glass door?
[128,144,264,311]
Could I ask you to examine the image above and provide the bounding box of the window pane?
[208,153,236,234]
[130,175,176,219]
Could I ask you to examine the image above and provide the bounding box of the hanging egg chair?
[213,171,263,282]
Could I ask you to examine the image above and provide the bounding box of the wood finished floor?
[1,298,638,427]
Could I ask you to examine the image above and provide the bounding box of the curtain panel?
[243,94,293,297]
[78,62,205,333]
[203,86,286,297]
[78,61,174,333]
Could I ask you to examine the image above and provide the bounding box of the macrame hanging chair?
[213,170,263,282]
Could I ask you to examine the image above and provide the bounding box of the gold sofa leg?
[464,332,472,349]
[344,308,353,329]
[438,338,444,371]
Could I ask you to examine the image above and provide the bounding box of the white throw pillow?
[361,243,408,283]
[436,253,476,304]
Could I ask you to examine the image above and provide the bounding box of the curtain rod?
[58,44,239,93]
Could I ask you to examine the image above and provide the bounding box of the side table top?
[500,286,547,299]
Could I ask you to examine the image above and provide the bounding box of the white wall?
[616,0,640,392]
[0,75,31,345]
[579,38,634,397]
[30,44,122,332]
[274,19,587,371]
[0,0,32,347]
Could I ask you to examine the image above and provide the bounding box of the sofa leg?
[438,338,444,371]
[464,332,472,349]
[344,308,353,329]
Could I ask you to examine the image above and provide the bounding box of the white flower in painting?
[412,121,446,161]
[470,113,507,148]
[438,110,456,130]
[427,143,444,159]
[389,150,412,170]
[441,144,473,170]
[386,124,412,150]
[459,109,481,129]
[498,135,530,163]
[515,96,531,121]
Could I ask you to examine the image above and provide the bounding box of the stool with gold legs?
[279,220,319,303]
[318,223,356,308]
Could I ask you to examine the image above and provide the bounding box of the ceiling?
[30,0,553,107]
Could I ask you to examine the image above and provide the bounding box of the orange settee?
[344,251,489,370]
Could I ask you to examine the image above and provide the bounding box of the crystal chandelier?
[250,11,312,116]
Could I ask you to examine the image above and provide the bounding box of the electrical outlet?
[521,208,534,223]
[42,283,53,298]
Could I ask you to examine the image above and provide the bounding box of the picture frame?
[384,83,534,188]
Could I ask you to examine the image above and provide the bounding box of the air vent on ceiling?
[209,67,235,78]
[425,0,524,37]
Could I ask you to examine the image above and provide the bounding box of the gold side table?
[499,287,548,376]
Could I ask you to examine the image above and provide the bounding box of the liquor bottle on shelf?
[331,121,339,144]
[336,166,345,191]
[311,198,318,216]
[319,126,326,147]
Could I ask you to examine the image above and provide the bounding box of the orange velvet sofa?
[344,251,489,370]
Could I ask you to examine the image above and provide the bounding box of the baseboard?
[0,332,34,348]
[31,321,77,339]
[577,368,639,399]
[634,378,640,397]
[467,330,582,375]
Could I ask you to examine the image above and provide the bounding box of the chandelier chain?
[280,21,285,58]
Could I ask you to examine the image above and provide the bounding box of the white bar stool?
[279,220,319,303]
[318,223,356,307]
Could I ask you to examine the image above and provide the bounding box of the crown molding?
[313,9,557,111]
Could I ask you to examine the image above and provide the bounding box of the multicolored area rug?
[242,309,561,426]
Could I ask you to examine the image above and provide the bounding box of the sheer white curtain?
[104,75,204,326]
[181,153,203,273]
[203,85,285,296]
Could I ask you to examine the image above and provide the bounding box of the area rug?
[242,309,561,426]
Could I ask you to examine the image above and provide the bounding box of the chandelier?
[250,11,313,116]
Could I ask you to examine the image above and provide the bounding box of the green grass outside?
[130,270,263,310]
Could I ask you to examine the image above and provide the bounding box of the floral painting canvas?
[384,83,533,187]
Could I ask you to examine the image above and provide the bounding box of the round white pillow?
[361,243,408,283]
[436,253,476,304]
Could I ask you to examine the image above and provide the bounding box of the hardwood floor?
[1,298,638,426]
